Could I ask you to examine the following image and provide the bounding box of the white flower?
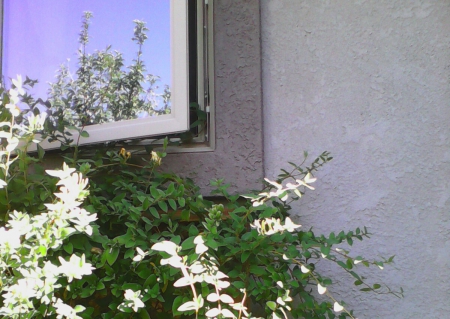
[300,265,310,274]
[133,247,148,262]
[283,217,301,232]
[160,255,184,268]
[26,112,47,131]
[194,235,208,255]
[12,75,25,96]
[46,163,77,179]
[6,89,20,116]
[264,178,283,190]
[54,298,83,319]
[6,137,19,152]
[42,261,60,281]
[317,284,327,295]
[1,277,41,310]
[8,88,19,104]
[333,302,344,312]
[151,241,179,256]
[251,217,300,236]
[58,254,94,282]
[68,208,97,235]
[7,211,33,233]
[121,289,145,312]
[0,227,22,253]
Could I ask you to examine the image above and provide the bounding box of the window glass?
[1,0,189,146]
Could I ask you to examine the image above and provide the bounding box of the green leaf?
[158,201,168,213]
[63,242,73,254]
[139,309,151,319]
[181,236,196,250]
[38,190,47,202]
[149,207,159,218]
[267,301,277,311]
[349,271,361,280]
[74,305,86,313]
[187,225,198,237]
[346,259,353,269]
[112,193,126,203]
[96,281,106,290]
[144,274,157,288]
[142,198,150,211]
[142,217,152,225]
[320,245,330,257]
[373,283,381,289]
[80,288,95,298]
[205,237,218,249]
[241,232,253,241]
[37,245,48,256]
[181,209,190,221]
[178,197,186,207]
[106,247,120,266]
[232,281,246,289]
[163,137,169,149]
[241,251,251,263]
[168,199,177,211]
[138,268,153,279]
[249,265,265,276]
[337,261,348,269]
[122,283,142,291]
[80,130,90,138]
[166,182,175,194]
[150,186,160,199]
[37,143,45,159]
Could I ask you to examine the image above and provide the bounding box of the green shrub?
[0,18,402,318]
[0,110,402,318]
[0,80,97,318]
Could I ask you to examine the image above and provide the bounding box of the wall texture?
[162,0,264,194]
[261,1,450,318]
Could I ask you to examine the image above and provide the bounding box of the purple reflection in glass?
[2,0,171,102]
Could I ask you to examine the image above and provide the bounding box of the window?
[1,0,213,149]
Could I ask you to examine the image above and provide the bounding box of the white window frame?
[1,1,193,150]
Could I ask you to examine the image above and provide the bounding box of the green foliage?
[0,116,403,319]
[146,159,403,319]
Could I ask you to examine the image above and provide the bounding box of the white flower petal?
[334,302,344,312]
[207,293,220,302]
[300,265,310,273]
[318,284,327,295]
[220,294,234,304]
[151,241,179,255]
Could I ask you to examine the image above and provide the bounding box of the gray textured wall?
[262,1,450,318]
[162,0,264,194]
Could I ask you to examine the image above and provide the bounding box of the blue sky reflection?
[2,0,171,101]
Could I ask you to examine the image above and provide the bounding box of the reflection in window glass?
[2,0,171,126]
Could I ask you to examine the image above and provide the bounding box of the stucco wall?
[261,1,450,318]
